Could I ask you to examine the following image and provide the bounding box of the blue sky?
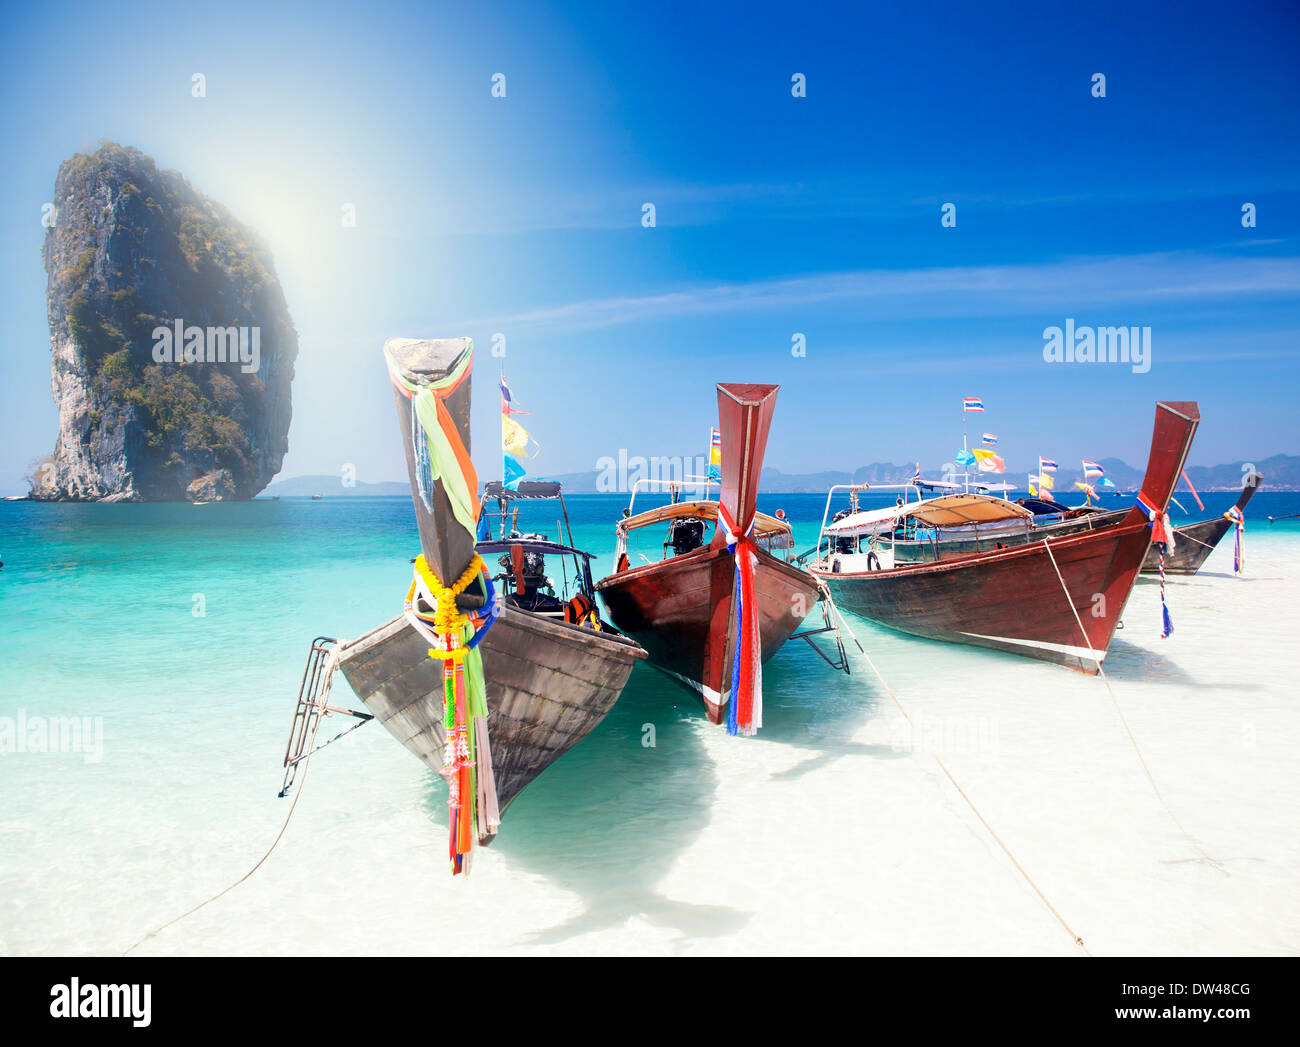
[1,0,1297,492]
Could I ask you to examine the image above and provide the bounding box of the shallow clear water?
[1,491,1297,955]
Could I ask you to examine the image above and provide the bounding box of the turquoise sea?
[1,491,1298,955]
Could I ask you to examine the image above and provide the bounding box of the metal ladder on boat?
[279,637,372,797]
[791,590,852,674]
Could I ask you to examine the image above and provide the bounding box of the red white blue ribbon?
[717,504,762,736]
[1224,505,1245,573]
[1135,494,1175,637]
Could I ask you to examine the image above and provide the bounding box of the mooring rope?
[1040,541,1225,875]
[816,584,1090,954]
[122,647,343,955]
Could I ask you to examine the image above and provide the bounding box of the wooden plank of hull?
[596,545,820,721]
[819,519,1151,673]
[813,401,1200,672]
[338,607,645,817]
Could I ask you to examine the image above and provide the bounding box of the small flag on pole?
[1039,456,1058,473]
[707,427,721,480]
[1082,460,1104,479]
[972,448,1005,473]
[912,462,921,482]
[963,397,984,413]
[982,433,997,446]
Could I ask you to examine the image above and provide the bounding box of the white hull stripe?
[958,631,1106,663]
[655,668,731,707]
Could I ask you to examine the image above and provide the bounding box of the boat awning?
[825,494,1034,536]
[483,480,563,500]
[621,500,790,537]
[475,538,595,561]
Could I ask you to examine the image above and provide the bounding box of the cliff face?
[32,143,296,501]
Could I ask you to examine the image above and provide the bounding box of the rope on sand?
[816,584,1091,954]
[1040,541,1225,876]
[122,648,342,955]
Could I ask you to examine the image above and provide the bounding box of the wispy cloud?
[461,251,1300,334]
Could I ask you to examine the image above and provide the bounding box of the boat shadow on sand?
[1101,634,1265,690]
[418,664,750,949]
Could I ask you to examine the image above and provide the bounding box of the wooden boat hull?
[596,543,820,720]
[815,518,1151,673]
[337,606,646,817]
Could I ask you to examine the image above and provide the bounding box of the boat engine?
[667,516,706,556]
[498,534,562,612]
[830,509,857,554]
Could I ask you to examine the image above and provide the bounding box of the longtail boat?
[824,473,1258,579]
[594,383,833,734]
[808,401,1200,673]
[284,338,644,872]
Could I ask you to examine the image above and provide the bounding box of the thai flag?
[1082,460,1105,478]
[499,375,513,403]
[963,397,984,412]
[1039,456,1058,473]
[912,462,921,481]
[982,433,997,446]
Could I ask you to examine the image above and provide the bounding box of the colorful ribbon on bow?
[1135,494,1175,638]
[405,553,500,874]
[386,345,479,535]
[717,504,762,736]
[1224,505,1245,574]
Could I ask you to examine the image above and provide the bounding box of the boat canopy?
[475,537,596,562]
[824,494,1033,536]
[483,480,563,500]
[620,500,790,536]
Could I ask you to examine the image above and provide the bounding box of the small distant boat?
[594,383,840,733]
[310,493,323,501]
[808,401,1200,673]
[191,501,210,506]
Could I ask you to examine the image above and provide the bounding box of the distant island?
[265,452,1299,498]
[27,142,297,502]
